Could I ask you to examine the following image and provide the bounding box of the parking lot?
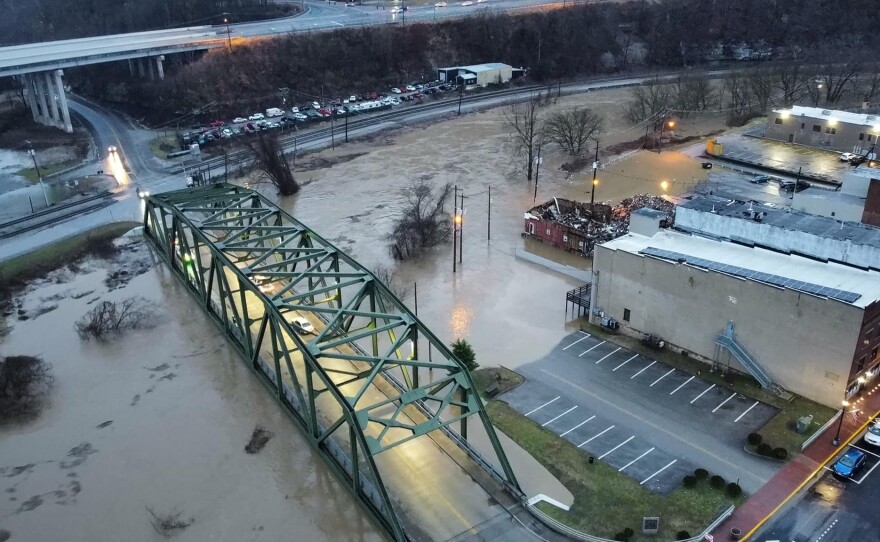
[504,331,781,494]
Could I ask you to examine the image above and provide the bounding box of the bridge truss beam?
[143,184,521,541]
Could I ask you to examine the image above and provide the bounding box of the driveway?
[504,331,782,494]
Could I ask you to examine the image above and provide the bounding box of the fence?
[801,410,841,451]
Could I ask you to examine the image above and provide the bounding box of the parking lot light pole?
[25,140,49,207]
[832,399,850,446]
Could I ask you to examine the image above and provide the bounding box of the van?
[265,107,284,117]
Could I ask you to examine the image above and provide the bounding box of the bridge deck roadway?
[211,258,529,542]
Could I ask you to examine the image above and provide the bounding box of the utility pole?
[223,13,232,49]
[487,185,491,241]
[790,166,802,208]
[458,82,464,116]
[458,192,466,265]
[25,140,49,207]
[452,185,458,273]
[590,139,599,207]
[345,109,349,143]
[533,144,542,203]
[331,114,335,149]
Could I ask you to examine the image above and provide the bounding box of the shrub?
[0,355,53,424]
[682,475,697,488]
[726,482,743,498]
[676,531,691,541]
[747,432,762,446]
[774,447,788,460]
[710,475,725,489]
[623,528,634,539]
[75,296,155,340]
[694,468,709,480]
[451,339,478,371]
[613,533,626,541]
[757,443,773,456]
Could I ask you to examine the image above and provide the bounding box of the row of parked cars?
[181,81,457,148]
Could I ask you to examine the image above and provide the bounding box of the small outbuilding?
[436,63,517,87]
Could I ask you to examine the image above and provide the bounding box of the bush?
[451,339,479,372]
[676,531,691,541]
[75,296,155,340]
[726,482,743,498]
[0,355,53,423]
[613,533,626,541]
[623,528,634,538]
[747,432,762,446]
[756,442,773,456]
[682,475,697,488]
[774,447,788,460]
[710,475,725,489]
[694,468,709,480]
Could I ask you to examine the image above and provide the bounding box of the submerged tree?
[503,95,544,180]
[543,107,604,155]
[248,133,299,196]
[389,180,453,260]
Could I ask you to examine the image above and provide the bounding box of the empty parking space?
[501,379,696,494]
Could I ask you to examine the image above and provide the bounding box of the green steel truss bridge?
[143,184,525,541]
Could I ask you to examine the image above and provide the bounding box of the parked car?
[405,84,416,91]
[232,117,247,124]
[291,317,314,335]
[461,1,473,5]
[209,120,225,127]
[778,179,812,192]
[318,108,333,117]
[390,97,401,106]
[749,175,772,184]
[391,87,402,94]
[290,107,299,114]
[293,112,308,121]
[312,101,321,109]
[221,128,233,138]
[833,447,866,478]
[248,113,265,121]
[435,2,447,6]
[840,152,858,162]
[864,421,880,447]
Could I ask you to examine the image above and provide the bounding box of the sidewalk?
[711,381,880,541]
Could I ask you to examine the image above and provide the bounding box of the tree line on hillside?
[65,0,880,124]
[0,0,291,45]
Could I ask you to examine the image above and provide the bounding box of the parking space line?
[614,354,640,372]
[631,360,656,379]
[578,341,606,357]
[849,444,880,459]
[690,383,716,404]
[525,396,560,416]
[542,406,578,427]
[670,376,695,396]
[640,460,677,485]
[735,401,759,422]
[619,447,655,472]
[651,369,675,387]
[560,416,595,437]
[595,347,622,364]
[563,334,590,350]
[599,436,635,459]
[854,458,880,485]
[712,392,738,413]
[578,425,615,448]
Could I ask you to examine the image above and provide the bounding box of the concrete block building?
[436,63,515,87]
[590,196,880,408]
[793,167,880,227]
[764,105,880,154]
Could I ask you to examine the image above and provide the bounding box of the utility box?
[796,415,813,434]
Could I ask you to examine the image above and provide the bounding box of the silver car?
[291,317,314,335]
[865,421,880,447]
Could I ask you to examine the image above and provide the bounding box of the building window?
[860,133,866,140]
[528,223,535,235]
[831,128,837,134]
[546,229,550,236]
[857,356,866,372]
[800,123,805,129]
[563,234,568,242]
[774,118,783,125]
[813,124,821,132]
[578,241,584,248]
[825,127,837,134]
[623,308,631,321]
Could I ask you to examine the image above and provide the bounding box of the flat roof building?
[764,105,880,154]
[437,63,516,87]
[590,226,880,408]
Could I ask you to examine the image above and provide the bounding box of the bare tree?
[75,297,155,340]
[773,62,809,107]
[372,264,409,300]
[503,96,543,181]
[623,78,673,123]
[390,181,453,260]
[744,66,776,112]
[248,133,299,196]
[0,355,53,423]
[672,74,715,116]
[858,61,880,103]
[724,72,753,115]
[543,108,604,155]
[818,57,862,104]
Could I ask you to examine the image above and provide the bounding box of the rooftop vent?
[821,110,832,116]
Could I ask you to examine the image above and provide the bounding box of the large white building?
[590,198,880,408]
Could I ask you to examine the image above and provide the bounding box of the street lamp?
[660,180,669,192]
[658,118,674,153]
[224,16,232,48]
[832,399,850,446]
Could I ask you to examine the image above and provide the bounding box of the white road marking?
[854,458,880,485]
[595,347,622,364]
[563,334,591,350]
[614,354,639,372]
[578,425,615,448]
[630,360,656,379]
[542,406,578,427]
[578,341,605,357]
[669,376,695,396]
[712,392,738,413]
[850,444,880,458]
[690,383,716,404]
[560,416,595,437]
[599,436,635,459]
[650,368,675,387]
[330,20,345,26]
[525,396,560,416]
[640,460,677,485]
[619,447,655,472]
[735,401,759,422]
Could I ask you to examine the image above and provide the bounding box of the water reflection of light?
[105,151,129,186]
[450,304,472,337]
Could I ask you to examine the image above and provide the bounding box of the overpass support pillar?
[44,71,60,126]
[137,58,146,78]
[34,73,50,123]
[54,70,73,133]
[156,55,165,80]
[23,74,40,122]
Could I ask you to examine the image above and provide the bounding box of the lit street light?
[832,399,850,446]
[660,180,669,192]
[658,118,675,154]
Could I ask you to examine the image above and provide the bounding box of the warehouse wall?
[590,247,863,407]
